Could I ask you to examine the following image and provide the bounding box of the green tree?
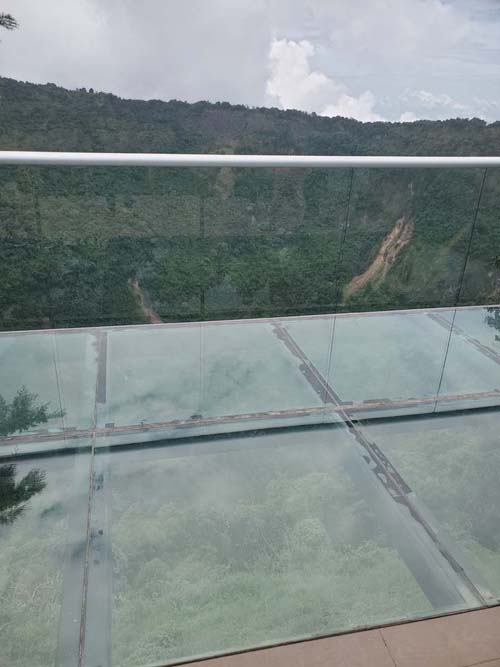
[0,464,46,525]
[0,386,63,437]
[485,307,500,342]
[0,13,18,30]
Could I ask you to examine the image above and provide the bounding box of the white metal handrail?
[0,151,500,168]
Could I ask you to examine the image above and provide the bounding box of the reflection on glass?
[485,307,500,344]
[96,426,480,666]
[101,325,202,428]
[0,463,46,525]
[102,320,331,435]
[368,411,500,599]
[0,386,63,438]
[0,305,499,451]
[436,307,500,411]
[199,321,325,417]
[0,332,97,436]
[0,453,90,667]
[327,311,449,408]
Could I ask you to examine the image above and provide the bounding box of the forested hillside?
[1,77,500,330]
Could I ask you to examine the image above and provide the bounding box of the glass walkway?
[1,306,500,667]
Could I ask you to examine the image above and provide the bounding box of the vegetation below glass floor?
[0,453,89,667]
[2,412,500,667]
[109,433,433,666]
[370,411,500,597]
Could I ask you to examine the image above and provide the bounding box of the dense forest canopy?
[0,76,499,329]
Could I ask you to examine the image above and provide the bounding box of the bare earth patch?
[345,217,413,298]
[130,279,163,324]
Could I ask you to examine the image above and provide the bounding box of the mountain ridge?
[1,76,499,156]
[0,76,499,330]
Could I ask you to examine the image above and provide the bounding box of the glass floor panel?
[433,307,500,411]
[435,306,500,353]
[366,410,500,601]
[286,309,500,407]
[0,449,91,667]
[2,418,498,667]
[2,307,500,453]
[102,321,324,429]
[288,312,450,405]
[0,331,97,433]
[85,424,482,667]
[1,309,500,666]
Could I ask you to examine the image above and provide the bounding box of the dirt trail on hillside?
[131,279,163,324]
[345,217,413,298]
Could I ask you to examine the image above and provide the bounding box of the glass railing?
[1,152,500,667]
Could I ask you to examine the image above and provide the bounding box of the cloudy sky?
[2,0,500,122]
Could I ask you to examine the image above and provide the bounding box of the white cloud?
[2,0,271,106]
[414,90,454,108]
[399,87,498,120]
[400,111,418,123]
[325,0,472,65]
[266,39,342,113]
[405,90,467,112]
[266,0,500,122]
[322,92,383,122]
[266,38,383,122]
[473,97,499,109]
[2,0,500,122]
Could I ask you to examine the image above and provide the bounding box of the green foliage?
[0,461,68,667]
[378,414,500,593]
[0,464,45,525]
[0,77,500,330]
[110,445,430,665]
[485,307,500,342]
[0,13,18,30]
[0,386,63,437]
[0,528,64,667]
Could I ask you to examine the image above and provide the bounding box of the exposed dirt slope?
[131,279,163,324]
[345,217,413,298]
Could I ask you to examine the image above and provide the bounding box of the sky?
[1,0,500,123]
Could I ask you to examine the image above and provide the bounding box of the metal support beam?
[271,322,488,608]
